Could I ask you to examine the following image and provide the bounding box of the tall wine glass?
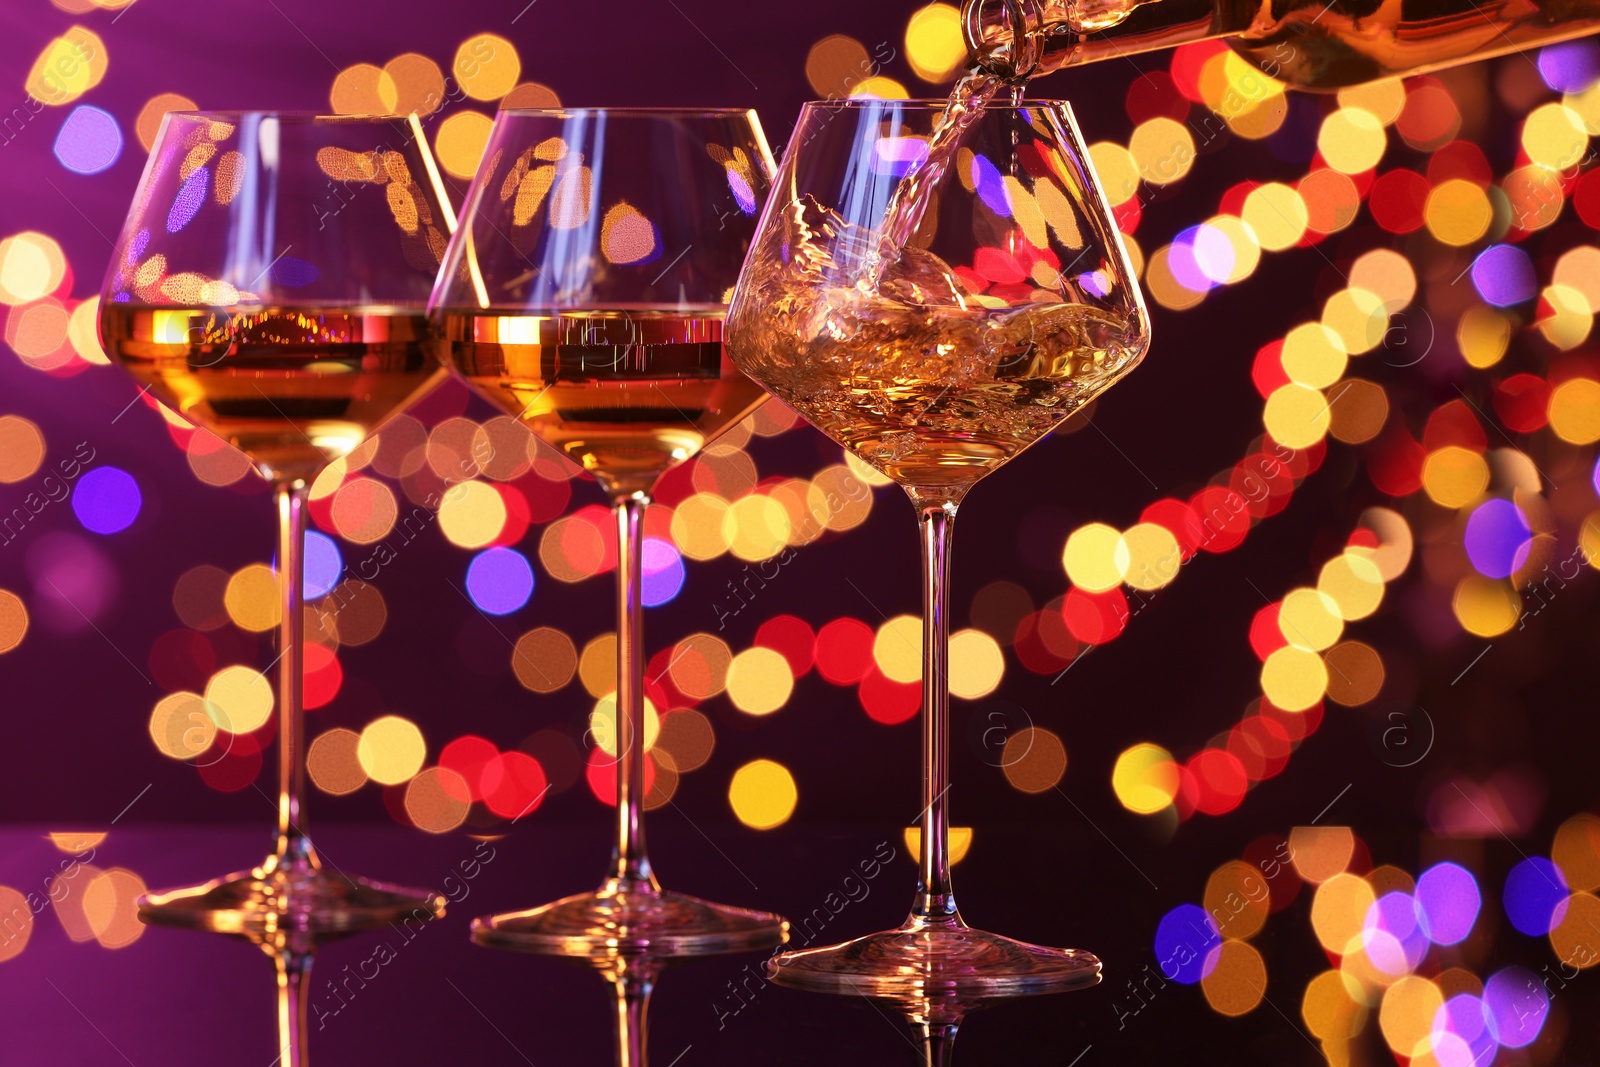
[432,108,787,955]
[726,98,1151,994]
[99,113,450,950]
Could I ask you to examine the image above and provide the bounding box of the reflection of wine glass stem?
[610,958,656,1067]
[275,949,313,1067]
[608,491,660,893]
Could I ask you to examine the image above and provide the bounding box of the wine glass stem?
[609,492,657,891]
[276,949,313,1067]
[274,481,312,866]
[914,500,960,924]
[920,1022,960,1067]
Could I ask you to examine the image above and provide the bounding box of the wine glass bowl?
[433,107,787,957]
[438,107,773,499]
[726,97,1149,996]
[728,97,1148,497]
[101,112,450,484]
[99,112,450,953]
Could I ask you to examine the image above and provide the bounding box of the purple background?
[4,0,1600,1064]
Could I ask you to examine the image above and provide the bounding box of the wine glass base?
[472,884,788,957]
[767,921,1101,997]
[138,861,446,943]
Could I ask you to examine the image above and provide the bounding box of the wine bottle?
[963,0,1600,91]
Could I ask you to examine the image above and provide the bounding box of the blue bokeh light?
[303,531,343,600]
[71,467,142,535]
[870,136,931,179]
[969,153,1010,217]
[1484,965,1549,1049]
[1415,861,1481,946]
[726,167,758,213]
[641,537,685,607]
[1168,224,1232,293]
[53,106,123,175]
[1435,994,1497,1065]
[1503,856,1569,937]
[466,547,534,616]
[1470,244,1537,307]
[1153,903,1221,984]
[1538,39,1600,93]
[167,167,208,233]
[1363,891,1429,975]
[1463,498,1533,579]
[271,256,321,288]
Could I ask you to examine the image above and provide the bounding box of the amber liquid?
[100,305,441,480]
[439,309,767,496]
[728,191,1146,488]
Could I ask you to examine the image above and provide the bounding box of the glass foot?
[472,880,788,957]
[138,856,445,943]
[768,920,1101,997]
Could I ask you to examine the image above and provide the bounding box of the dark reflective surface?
[10,819,1600,1063]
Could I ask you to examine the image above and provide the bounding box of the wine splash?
[732,194,1142,487]
[864,68,1009,286]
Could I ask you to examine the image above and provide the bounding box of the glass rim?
[494,106,759,117]
[159,110,422,123]
[799,97,1074,111]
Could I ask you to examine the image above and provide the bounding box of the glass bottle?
[964,0,1600,90]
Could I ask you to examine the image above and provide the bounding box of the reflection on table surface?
[3,821,1598,1064]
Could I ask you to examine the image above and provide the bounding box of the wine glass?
[99,113,450,945]
[431,108,787,955]
[726,97,1151,994]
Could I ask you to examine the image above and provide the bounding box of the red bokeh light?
[1368,169,1430,234]
[1013,608,1078,673]
[1249,603,1288,661]
[584,748,651,809]
[486,750,550,818]
[1242,833,1303,912]
[755,614,815,678]
[1189,486,1250,553]
[1494,373,1551,433]
[1062,587,1128,645]
[302,643,342,709]
[515,466,573,524]
[1125,70,1189,123]
[148,628,216,692]
[1574,170,1600,229]
[1181,748,1249,816]
[199,731,263,792]
[1251,339,1290,399]
[858,665,921,725]
[814,617,875,686]
[1427,140,1492,189]
[1140,498,1205,560]
[1169,40,1228,103]
[1422,399,1487,452]
[490,482,532,547]
[1228,715,1293,781]
[440,735,499,802]
[1367,426,1427,497]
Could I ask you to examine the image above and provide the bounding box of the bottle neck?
[966,0,1262,79]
